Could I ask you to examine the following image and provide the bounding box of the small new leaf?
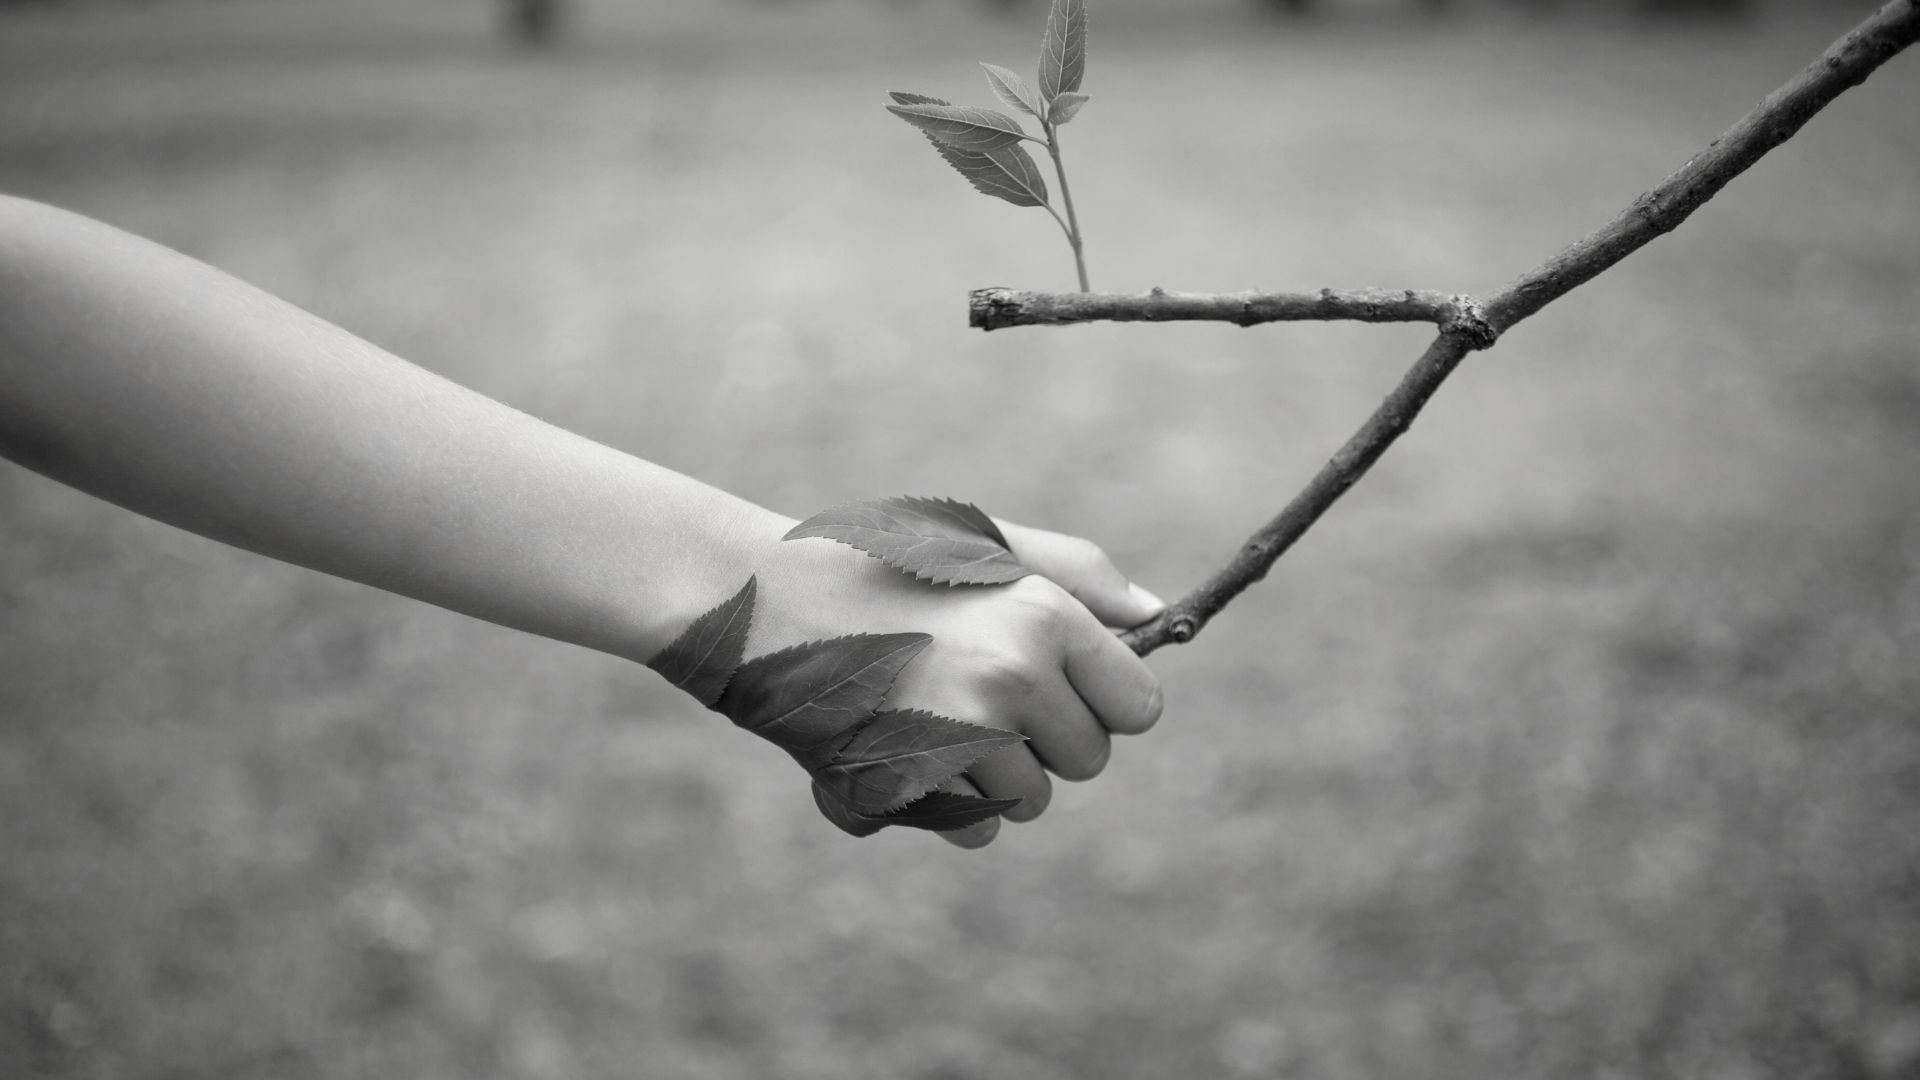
[784,496,1031,586]
[1039,0,1087,103]
[885,101,1034,153]
[817,710,1025,814]
[1047,91,1090,126]
[981,62,1045,119]
[646,576,755,708]
[925,136,1050,209]
[717,633,930,770]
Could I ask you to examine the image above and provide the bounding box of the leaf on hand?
[887,791,1024,832]
[981,62,1045,119]
[1047,91,1089,126]
[1039,0,1087,103]
[885,101,1033,153]
[717,632,930,769]
[924,136,1050,209]
[817,709,1025,815]
[783,496,1031,586]
[813,782,1022,836]
[646,576,755,708]
[812,781,888,837]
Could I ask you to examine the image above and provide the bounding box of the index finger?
[1060,606,1163,735]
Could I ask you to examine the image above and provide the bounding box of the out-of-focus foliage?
[1,2,1916,1078]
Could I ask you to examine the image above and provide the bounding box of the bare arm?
[0,195,1164,845]
[0,193,770,663]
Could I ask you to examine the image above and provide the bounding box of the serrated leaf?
[817,710,1025,814]
[783,496,1031,586]
[1047,91,1089,125]
[885,102,1033,153]
[717,632,930,769]
[925,136,1049,209]
[889,91,950,107]
[981,62,1044,119]
[646,576,755,708]
[812,783,1022,836]
[886,791,1024,832]
[812,780,888,837]
[1039,0,1087,102]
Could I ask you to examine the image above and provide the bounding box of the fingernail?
[1128,582,1166,613]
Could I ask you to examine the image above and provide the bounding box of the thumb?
[995,520,1166,629]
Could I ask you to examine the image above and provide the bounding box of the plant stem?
[1043,122,1090,292]
[1041,203,1076,250]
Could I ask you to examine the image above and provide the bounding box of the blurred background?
[2,0,1917,1077]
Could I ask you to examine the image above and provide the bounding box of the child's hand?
[722,508,1165,848]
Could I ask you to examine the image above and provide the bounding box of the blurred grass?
[2,1,1918,1077]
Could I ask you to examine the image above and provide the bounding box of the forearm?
[0,195,776,661]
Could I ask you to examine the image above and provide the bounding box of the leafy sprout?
[887,0,1092,291]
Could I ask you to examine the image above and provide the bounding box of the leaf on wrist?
[783,495,1031,586]
[981,62,1045,119]
[885,101,1033,154]
[1047,91,1089,126]
[1039,0,1087,103]
[646,576,756,708]
[716,632,931,770]
[816,709,1024,815]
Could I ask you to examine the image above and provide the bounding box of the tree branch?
[1481,0,1920,333]
[979,0,1919,656]
[970,285,1491,339]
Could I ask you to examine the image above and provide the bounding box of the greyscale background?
[2,0,1917,1077]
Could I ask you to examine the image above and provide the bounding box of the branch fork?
[968,0,1920,656]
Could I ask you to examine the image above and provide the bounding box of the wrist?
[631,495,795,663]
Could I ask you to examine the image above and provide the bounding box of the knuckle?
[1003,576,1074,633]
[1069,535,1115,577]
[976,647,1046,699]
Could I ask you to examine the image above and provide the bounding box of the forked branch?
[971,0,1920,656]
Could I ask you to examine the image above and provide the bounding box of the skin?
[0,194,1164,847]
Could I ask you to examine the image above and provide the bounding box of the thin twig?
[1043,122,1091,292]
[1033,0,1915,657]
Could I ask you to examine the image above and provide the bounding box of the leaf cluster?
[648,496,1035,837]
[886,0,1088,213]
